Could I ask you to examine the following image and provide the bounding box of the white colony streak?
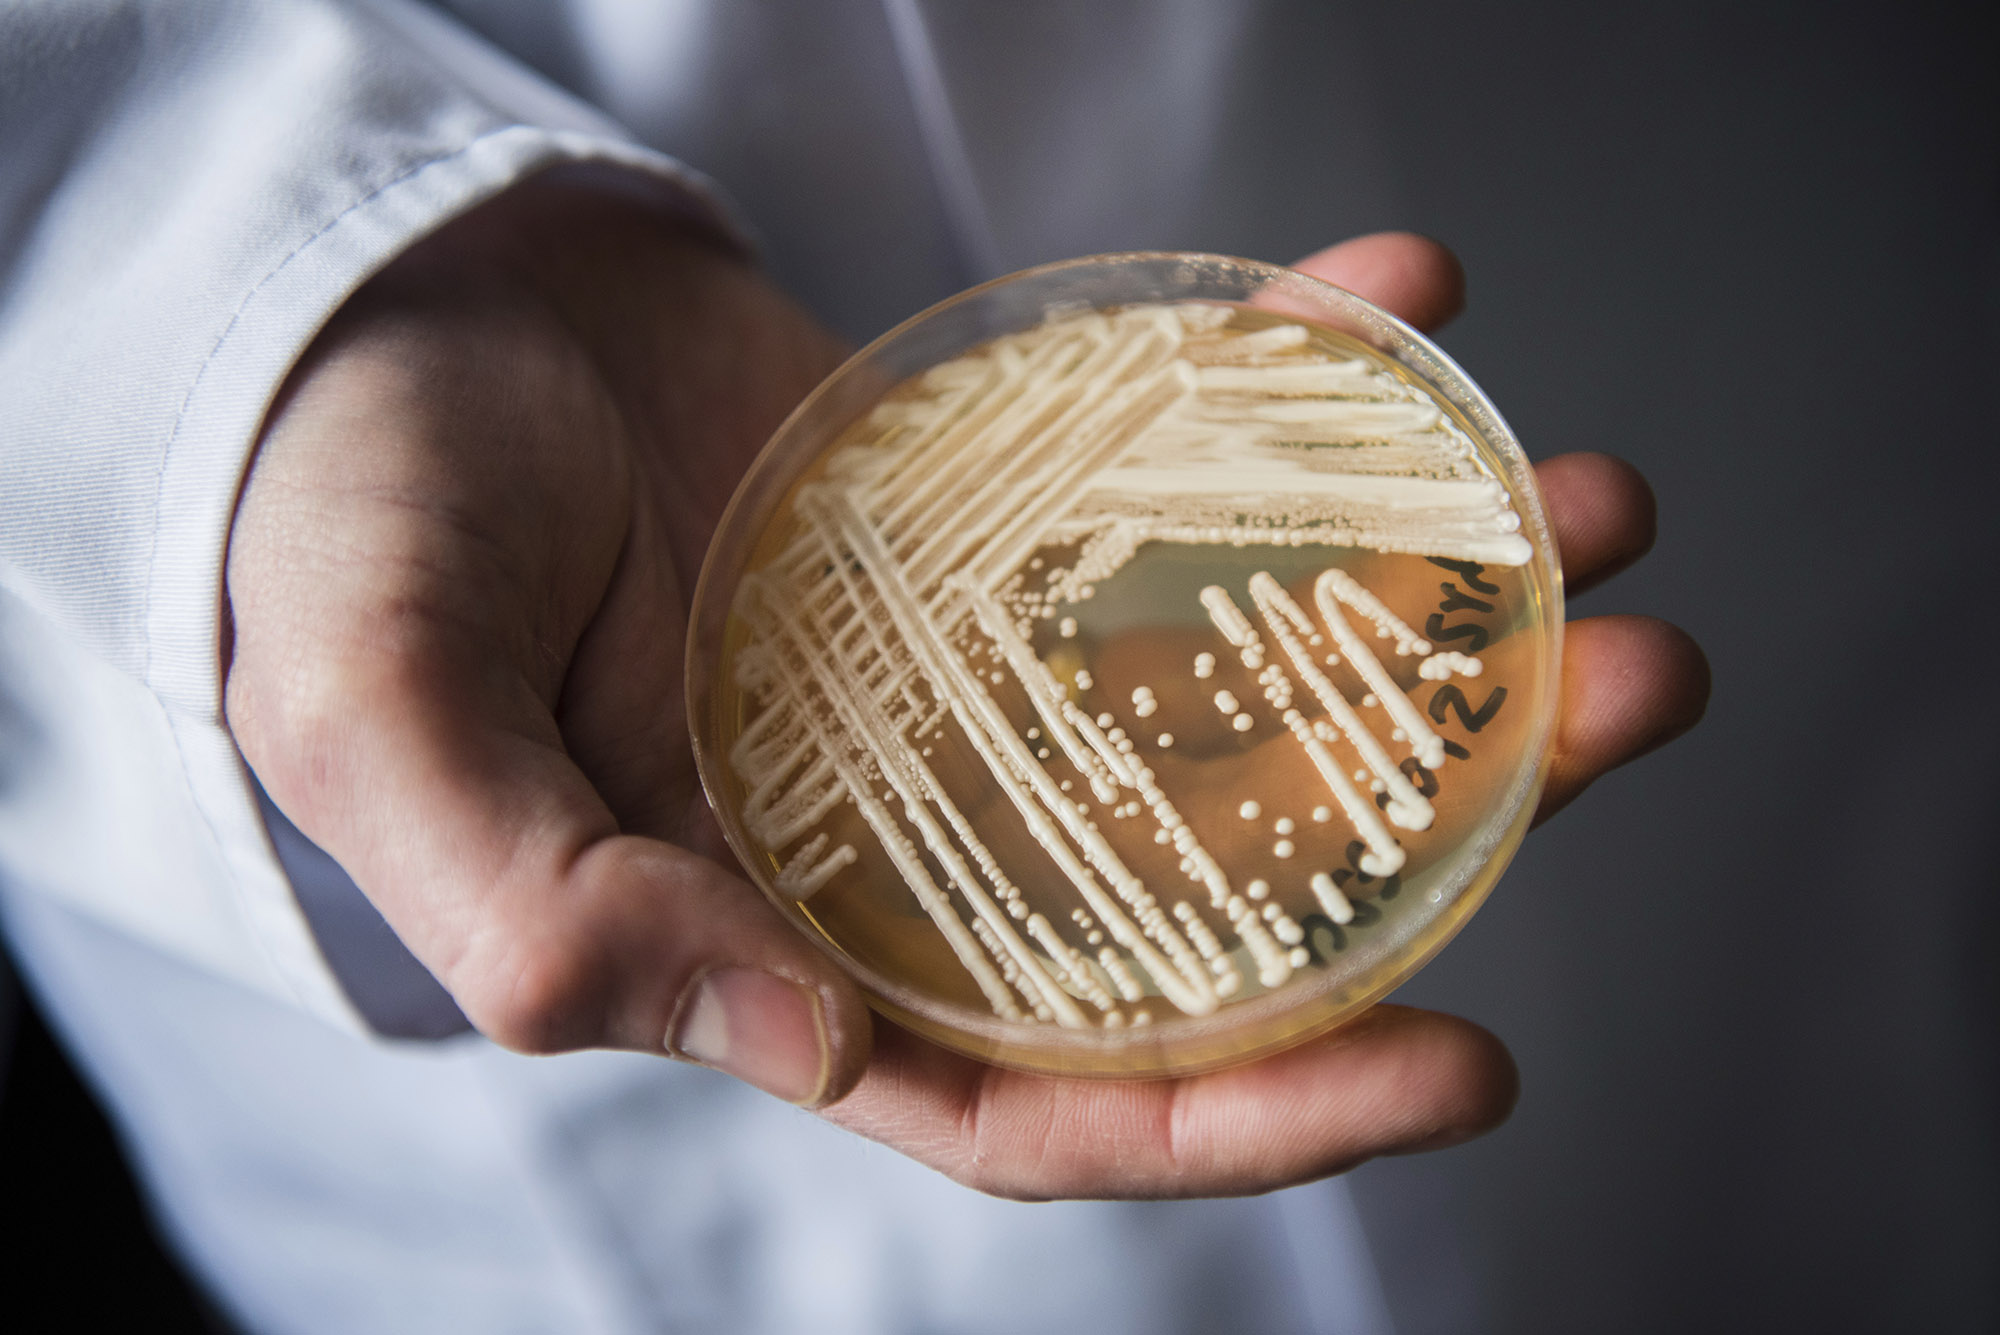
[742,748,844,838]
[732,706,850,848]
[1188,322,1310,360]
[1194,360,1374,393]
[1025,914,1117,1012]
[1190,399,1442,430]
[775,537,1056,1004]
[1089,468,1497,508]
[1246,573,1425,872]
[741,587,1027,1019]
[957,362,1194,594]
[961,582,1124,803]
[1250,571,1433,829]
[790,524,1096,1024]
[868,331,1085,537]
[1199,585,1257,647]
[762,600,1079,1023]
[1314,570,1449,770]
[1420,650,1483,680]
[901,312,1184,593]
[1227,895,1292,988]
[980,585,1233,910]
[884,335,1108,571]
[1194,578,1416,875]
[775,835,858,901]
[1310,872,1356,925]
[1315,566,1428,652]
[1169,301,1235,333]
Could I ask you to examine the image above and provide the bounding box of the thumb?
[225,534,872,1109]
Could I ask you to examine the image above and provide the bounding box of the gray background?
[1320,8,1999,1330]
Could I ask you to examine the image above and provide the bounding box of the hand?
[226,183,1708,1199]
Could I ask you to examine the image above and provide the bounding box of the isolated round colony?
[688,254,1562,1077]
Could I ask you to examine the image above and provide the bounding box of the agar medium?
[686,254,1562,1077]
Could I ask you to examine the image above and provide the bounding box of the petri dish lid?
[688,253,1562,1077]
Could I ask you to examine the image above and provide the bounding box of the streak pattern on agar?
[722,302,1535,1034]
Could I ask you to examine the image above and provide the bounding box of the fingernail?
[668,967,830,1106]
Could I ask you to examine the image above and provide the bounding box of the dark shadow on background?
[0,942,228,1332]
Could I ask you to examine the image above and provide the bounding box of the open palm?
[226,179,1707,1199]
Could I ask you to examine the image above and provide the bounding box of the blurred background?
[4,1,1994,1329]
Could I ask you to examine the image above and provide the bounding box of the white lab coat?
[0,2,1430,1330]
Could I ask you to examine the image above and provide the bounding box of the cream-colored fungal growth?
[720,302,1545,1037]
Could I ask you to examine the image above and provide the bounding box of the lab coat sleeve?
[0,0,740,1031]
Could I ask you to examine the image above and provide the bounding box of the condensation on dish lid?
[687,253,1563,1078]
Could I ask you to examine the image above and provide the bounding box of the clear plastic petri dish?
[687,253,1562,1078]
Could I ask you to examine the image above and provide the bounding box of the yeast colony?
[689,255,1562,1076]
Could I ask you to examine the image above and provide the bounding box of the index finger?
[1291,233,1468,333]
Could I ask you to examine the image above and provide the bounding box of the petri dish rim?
[686,251,1564,1079]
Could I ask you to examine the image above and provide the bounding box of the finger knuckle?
[459,935,606,1054]
[228,658,359,815]
[945,1141,1051,1201]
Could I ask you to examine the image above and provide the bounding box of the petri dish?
[687,253,1562,1078]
